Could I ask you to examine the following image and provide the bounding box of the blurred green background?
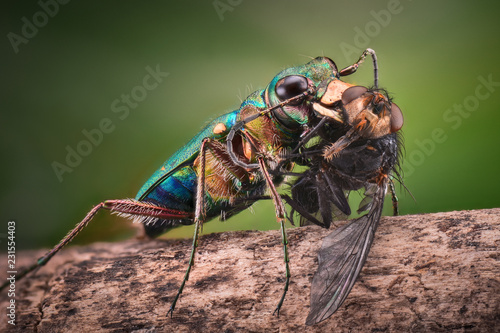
[1,0,499,250]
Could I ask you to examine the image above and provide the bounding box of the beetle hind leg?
[0,199,192,291]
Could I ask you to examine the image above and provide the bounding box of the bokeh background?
[2,0,500,250]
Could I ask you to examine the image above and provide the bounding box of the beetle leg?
[227,88,315,170]
[167,138,209,317]
[274,117,331,172]
[257,157,290,317]
[292,117,328,155]
[227,119,257,169]
[0,199,193,291]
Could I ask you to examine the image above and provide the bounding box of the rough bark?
[1,209,499,332]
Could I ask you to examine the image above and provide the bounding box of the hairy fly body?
[287,86,403,325]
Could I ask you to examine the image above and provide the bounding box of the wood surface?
[1,209,498,332]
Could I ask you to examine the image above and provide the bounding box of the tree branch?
[1,209,499,332]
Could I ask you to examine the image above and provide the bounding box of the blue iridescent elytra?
[136,111,239,220]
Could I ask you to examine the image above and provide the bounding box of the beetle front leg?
[226,88,315,170]
[257,157,291,316]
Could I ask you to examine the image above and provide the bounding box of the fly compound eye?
[390,103,404,132]
[341,86,369,105]
[275,75,309,103]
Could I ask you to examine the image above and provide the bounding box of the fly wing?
[305,181,387,325]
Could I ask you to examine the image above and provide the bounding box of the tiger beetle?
[1,49,404,324]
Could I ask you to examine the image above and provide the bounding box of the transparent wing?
[305,181,387,325]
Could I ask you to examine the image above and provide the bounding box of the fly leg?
[389,177,399,216]
[257,157,290,316]
[167,138,209,317]
[281,194,328,228]
[0,200,193,291]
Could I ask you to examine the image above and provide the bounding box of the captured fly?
[284,84,404,325]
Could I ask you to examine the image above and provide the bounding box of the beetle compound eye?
[323,57,339,75]
[341,86,368,105]
[390,103,404,132]
[275,75,309,101]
